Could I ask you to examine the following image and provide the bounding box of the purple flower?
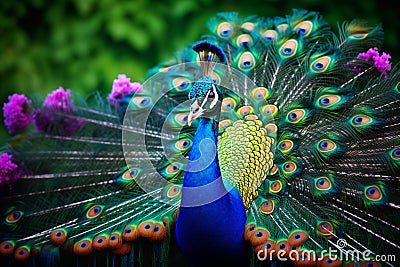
[2,94,32,134]
[352,47,392,78]
[34,87,83,135]
[0,153,21,188]
[43,87,76,112]
[108,74,143,107]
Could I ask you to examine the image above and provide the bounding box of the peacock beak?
[187,99,204,126]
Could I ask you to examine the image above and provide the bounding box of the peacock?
[1,8,399,267]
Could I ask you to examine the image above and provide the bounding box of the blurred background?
[1,0,398,141]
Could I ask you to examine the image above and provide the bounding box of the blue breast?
[175,118,248,266]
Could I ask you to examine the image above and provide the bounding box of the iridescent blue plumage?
[176,117,247,266]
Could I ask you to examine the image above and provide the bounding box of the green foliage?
[0,0,398,141]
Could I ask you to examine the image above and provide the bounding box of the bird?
[1,8,400,267]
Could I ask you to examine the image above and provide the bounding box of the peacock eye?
[221,30,231,37]
[208,91,215,99]
[217,22,234,38]
[179,82,189,89]
[262,30,277,43]
[313,62,324,70]
[283,48,293,55]
[392,149,400,159]
[296,28,307,35]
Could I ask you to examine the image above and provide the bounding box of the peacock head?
[188,76,223,126]
[188,41,226,126]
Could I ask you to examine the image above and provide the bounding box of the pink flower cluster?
[34,87,84,135]
[2,94,32,134]
[0,153,21,188]
[43,87,76,112]
[355,47,392,78]
[108,74,143,107]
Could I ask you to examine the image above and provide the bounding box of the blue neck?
[176,117,248,266]
[181,117,228,206]
[184,117,222,186]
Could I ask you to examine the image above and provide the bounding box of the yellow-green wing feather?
[218,115,274,209]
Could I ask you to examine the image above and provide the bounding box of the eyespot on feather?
[174,113,189,126]
[238,106,254,117]
[351,115,372,127]
[93,234,109,250]
[0,241,15,256]
[364,185,383,201]
[391,148,400,160]
[294,21,313,37]
[217,22,234,38]
[317,139,336,152]
[251,87,270,100]
[86,205,103,219]
[262,105,278,117]
[282,161,297,174]
[167,185,181,199]
[149,222,167,242]
[238,52,256,71]
[317,95,341,108]
[138,221,155,239]
[262,30,277,42]
[172,77,191,92]
[349,32,368,40]
[317,221,335,238]
[296,249,317,264]
[244,223,256,241]
[165,162,182,176]
[269,180,283,193]
[132,96,152,108]
[6,210,23,224]
[249,228,270,247]
[175,138,191,151]
[278,140,293,153]
[108,232,122,250]
[123,168,139,180]
[275,240,290,256]
[236,34,253,47]
[259,200,275,214]
[221,97,237,111]
[320,255,342,267]
[315,177,332,190]
[73,239,93,256]
[14,246,30,261]
[279,39,298,58]
[310,56,331,73]
[288,230,309,247]
[123,225,139,241]
[265,124,278,136]
[219,120,232,131]
[50,229,68,246]
[286,109,306,123]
